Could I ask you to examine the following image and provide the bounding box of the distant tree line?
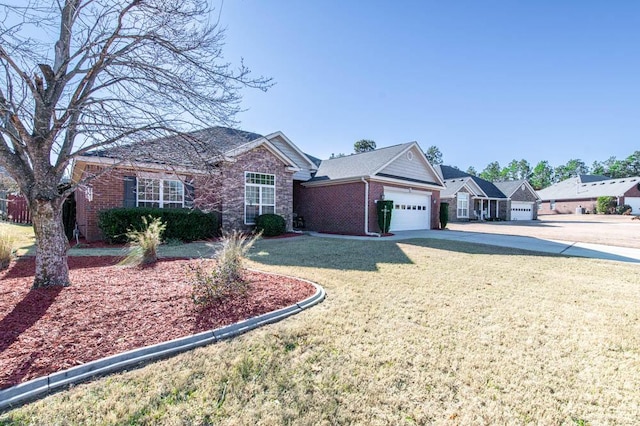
[473,152,640,189]
[427,146,640,190]
[338,142,640,191]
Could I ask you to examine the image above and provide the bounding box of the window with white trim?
[457,192,469,218]
[245,172,276,224]
[137,178,184,208]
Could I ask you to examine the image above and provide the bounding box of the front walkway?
[309,230,640,264]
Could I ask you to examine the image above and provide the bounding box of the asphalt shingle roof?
[311,143,412,181]
[493,179,529,198]
[436,165,508,199]
[537,175,640,200]
[87,127,264,167]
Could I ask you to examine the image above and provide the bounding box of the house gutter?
[362,177,381,237]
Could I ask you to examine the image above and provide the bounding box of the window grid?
[457,193,469,218]
[137,178,184,208]
[245,172,276,224]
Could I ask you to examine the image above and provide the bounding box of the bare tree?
[0,0,270,287]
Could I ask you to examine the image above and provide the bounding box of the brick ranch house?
[436,165,540,221]
[295,143,445,235]
[537,175,640,215]
[72,127,445,241]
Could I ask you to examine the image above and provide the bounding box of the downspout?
[362,177,381,237]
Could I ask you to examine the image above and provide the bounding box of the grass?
[3,236,640,424]
[0,222,34,255]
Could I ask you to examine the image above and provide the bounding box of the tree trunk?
[31,198,70,287]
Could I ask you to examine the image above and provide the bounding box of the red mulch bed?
[0,257,315,390]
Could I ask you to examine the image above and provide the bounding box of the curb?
[0,273,325,412]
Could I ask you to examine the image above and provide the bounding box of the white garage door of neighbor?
[626,197,640,215]
[511,201,534,220]
[385,189,431,231]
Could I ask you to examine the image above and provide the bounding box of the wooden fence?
[2,193,32,224]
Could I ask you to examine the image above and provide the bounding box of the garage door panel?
[511,202,534,220]
[385,189,431,231]
[626,197,640,215]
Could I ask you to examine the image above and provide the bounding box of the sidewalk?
[309,230,640,264]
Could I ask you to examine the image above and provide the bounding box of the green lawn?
[3,236,640,424]
[0,222,34,255]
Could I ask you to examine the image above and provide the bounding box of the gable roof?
[309,142,444,187]
[537,175,640,201]
[311,144,411,181]
[79,126,317,175]
[440,177,482,198]
[436,165,508,199]
[86,127,263,167]
[493,179,539,200]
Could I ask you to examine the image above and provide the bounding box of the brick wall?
[539,199,597,215]
[296,180,441,234]
[623,184,640,200]
[76,165,129,241]
[219,147,294,231]
[368,181,441,231]
[295,181,366,234]
[75,146,294,240]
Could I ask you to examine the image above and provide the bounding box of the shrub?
[98,207,218,243]
[376,200,394,234]
[617,204,632,215]
[119,216,166,266]
[190,230,261,304]
[439,202,449,229]
[596,196,617,214]
[0,231,14,270]
[255,213,286,237]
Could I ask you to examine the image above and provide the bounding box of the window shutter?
[123,176,137,207]
[184,181,195,208]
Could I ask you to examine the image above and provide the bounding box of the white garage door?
[511,201,534,220]
[625,197,640,215]
[385,188,431,231]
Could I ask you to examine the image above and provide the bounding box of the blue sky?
[216,1,640,171]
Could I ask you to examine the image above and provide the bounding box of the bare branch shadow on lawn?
[249,237,414,271]
[250,235,640,271]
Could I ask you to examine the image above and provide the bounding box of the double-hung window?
[137,178,184,208]
[457,193,469,218]
[245,172,275,224]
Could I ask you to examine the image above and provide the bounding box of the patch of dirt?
[0,257,315,390]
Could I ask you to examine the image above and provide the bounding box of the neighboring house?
[72,127,445,241]
[295,143,445,235]
[494,180,540,220]
[72,127,318,241]
[435,165,539,221]
[537,175,640,215]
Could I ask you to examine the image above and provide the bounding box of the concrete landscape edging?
[0,273,325,412]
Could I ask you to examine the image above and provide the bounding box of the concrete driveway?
[447,214,640,249]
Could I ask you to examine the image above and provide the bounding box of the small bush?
[190,230,261,304]
[119,216,166,266]
[596,196,617,214]
[617,204,632,215]
[439,202,449,229]
[98,207,218,243]
[376,200,394,234]
[255,214,286,237]
[0,231,14,270]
